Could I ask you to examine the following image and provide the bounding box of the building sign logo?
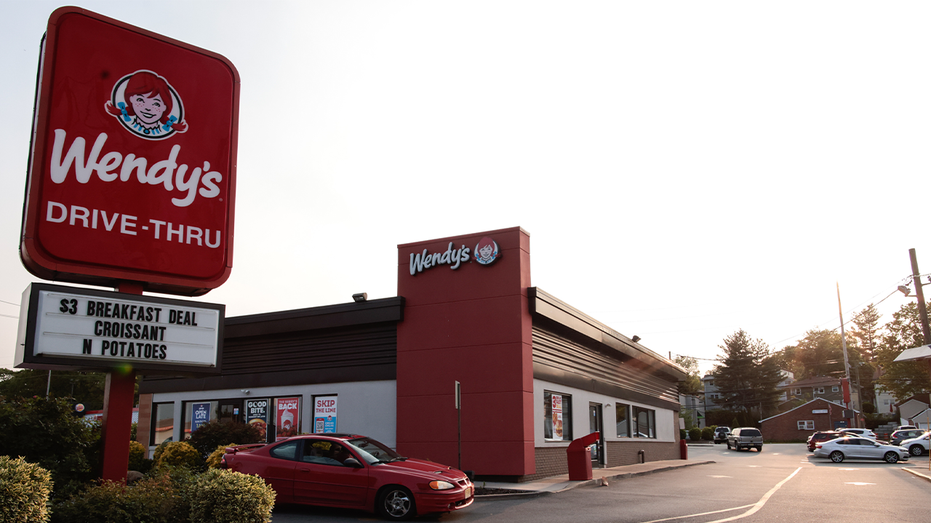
[409,237,501,275]
[474,237,500,266]
[106,70,188,140]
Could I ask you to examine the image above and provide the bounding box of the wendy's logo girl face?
[106,70,188,140]
[474,237,499,266]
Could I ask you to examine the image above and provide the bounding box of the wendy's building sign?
[21,7,240,296]
[15,283,224,374]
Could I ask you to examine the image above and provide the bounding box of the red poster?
[275,397,300,441]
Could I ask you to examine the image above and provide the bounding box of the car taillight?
[219,457,228,469]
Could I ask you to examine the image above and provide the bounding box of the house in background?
[760,398,852,441]
[780,376,858,409]
[896,394,930,427]
[701,374,722,411]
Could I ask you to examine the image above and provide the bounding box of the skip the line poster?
[314,395,337,433]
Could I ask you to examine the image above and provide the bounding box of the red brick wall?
[761,399,847,442]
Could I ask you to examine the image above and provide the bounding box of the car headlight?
[429,480,456,490]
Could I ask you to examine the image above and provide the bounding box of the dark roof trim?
[529,287,687,381]
[224,297,404,339]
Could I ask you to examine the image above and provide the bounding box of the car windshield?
[345,437,405,465]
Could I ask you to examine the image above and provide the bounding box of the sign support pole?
[100,281,142,483]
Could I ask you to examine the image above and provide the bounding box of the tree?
[714,329,783,418]
[674,355,702,395]
[874,302,931,400]
[0,369,139,411]
[790,329,848,379]
[850,304,882,361]
[0,396,101,498]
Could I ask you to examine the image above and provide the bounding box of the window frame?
[798,420,815,430]
[543,390,573,442]
[632,406,656,439]
[616,403,631,438]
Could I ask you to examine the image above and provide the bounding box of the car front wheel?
[910,445,924,457]
[378,486,416,521]
[830,451,844,463]
[884,451,899,463]
[726,441,731,449]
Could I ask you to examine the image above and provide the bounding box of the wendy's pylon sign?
[21,7,240,296]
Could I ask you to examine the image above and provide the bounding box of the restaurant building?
[138,227,686,481]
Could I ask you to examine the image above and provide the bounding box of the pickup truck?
[727,427,763,452]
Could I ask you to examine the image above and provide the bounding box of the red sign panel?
[21,7,239,296]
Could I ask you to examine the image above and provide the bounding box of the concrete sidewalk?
[476,458,715,499]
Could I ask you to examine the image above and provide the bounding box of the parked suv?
[890,429,926,446]
[901,432,930,456]
[713,426,731,444]
[727,427,763,452]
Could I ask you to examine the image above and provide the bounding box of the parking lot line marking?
[643,467,801,523]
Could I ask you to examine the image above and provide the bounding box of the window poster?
[275,397,300,441]
[553,394,564,440]
[246,399,270,442]
[191,402,211,432]
[313,395,338,433]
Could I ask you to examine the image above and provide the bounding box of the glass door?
[589,403,605,467]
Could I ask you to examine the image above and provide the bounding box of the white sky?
[2,1,930,376]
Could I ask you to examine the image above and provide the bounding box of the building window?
[616,403,630,438]
[632,406,656,438]
[544,391,572,441]
[798,420,815,430]
[815,387,825,394]
[151,402,174,446]
[832,386,839,393]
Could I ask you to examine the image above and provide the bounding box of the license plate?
[464,486,473,499]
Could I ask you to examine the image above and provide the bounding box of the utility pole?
[908,248,931,379]
[837,283,855,427]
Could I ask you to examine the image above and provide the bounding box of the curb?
[476,460,715,500]
[902,467,931,483]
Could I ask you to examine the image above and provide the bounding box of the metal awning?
[894,344,931,362]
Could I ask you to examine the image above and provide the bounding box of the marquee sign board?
[21,7,239,296]
[15,283,224,375]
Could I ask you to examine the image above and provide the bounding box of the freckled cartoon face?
[131,92,166,125]
[479,244,494,260]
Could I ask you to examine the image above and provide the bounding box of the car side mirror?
[343,458,364,468]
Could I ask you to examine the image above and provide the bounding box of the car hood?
[376,458,467,481]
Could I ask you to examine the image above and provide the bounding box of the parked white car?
[837,428,876,439]
[901,432,930,456]
[813,436,909,463]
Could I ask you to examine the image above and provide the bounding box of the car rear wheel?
[830,451,844,463]
[378,486,416,521]
[909,445,924,457]
[884,451,899,463]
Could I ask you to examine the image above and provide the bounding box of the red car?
[806,431,842,452]
[220,433,474,520]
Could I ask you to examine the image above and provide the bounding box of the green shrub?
[188,420,264,459]
[688,427,701,441]
[206,444,237,469]
[0,456,53,523]
[188,468,275,523]
[127,440,154,474]
[51,471,185,523]
[0,396,100,498]
[155,441,203,471]
[701,427,714,441]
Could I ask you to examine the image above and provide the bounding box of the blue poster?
[192,402,211,432]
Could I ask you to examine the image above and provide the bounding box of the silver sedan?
[813,436,909,463]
